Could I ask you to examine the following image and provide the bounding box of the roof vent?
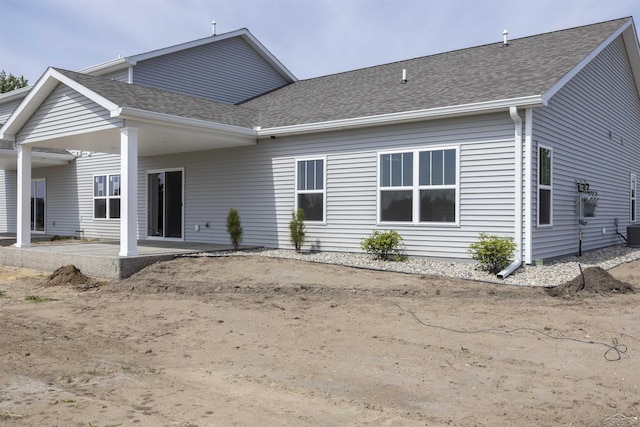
[401,68,408,84]
[503,29,509,47]
[212,20,217,36]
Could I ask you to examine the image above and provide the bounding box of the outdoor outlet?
[195,224,200,231]
[602,227,606,234]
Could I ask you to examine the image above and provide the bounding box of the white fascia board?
[126,29,247,64]
[239,31,297,82]
[0,132,15,142]
[50,69,120,111]
[0,68,120,139]
[0,68,60,137]
[126,29,297,82]
[77,57,131,76]
[542,18,633,105]
[622,20,640,98]
[0,85,31,103]
[112,107,258,137]
[31,150,76,161]
[257,95,544,138]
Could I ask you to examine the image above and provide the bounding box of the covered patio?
[0,68,257,259]
[0,234,248,279]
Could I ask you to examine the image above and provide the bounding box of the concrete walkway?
[0,235,248,279]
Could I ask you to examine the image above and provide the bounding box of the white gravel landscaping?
[192,244,640,287]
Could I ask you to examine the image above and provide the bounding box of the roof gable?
[80,29,297,83]
[0,68,259,142]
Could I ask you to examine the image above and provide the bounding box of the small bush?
[361,230,406,261]
[289,208,306,253]
[468,233,517,274]
[226,208,243,251]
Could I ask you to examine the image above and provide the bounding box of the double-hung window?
[296,158,325,222]
[538,146,552,226]
[379,147,457,224]
[94,174,121,219]
[632,173,637,222]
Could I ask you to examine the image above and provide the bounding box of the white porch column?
[120,127,138,256]
[15,145,32,248]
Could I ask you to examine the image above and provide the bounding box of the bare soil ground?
[0,256,639,427]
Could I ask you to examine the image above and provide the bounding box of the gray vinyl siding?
[28,154,122,239]
[0,98,23,125]
[16,84,123,144]
[100,68,130,83]
[132,37,289,104]
[135,112,515,259]
[531,35,640,260]
[0,170,16,232]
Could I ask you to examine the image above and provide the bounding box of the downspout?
[524,108,533,264]
[498,106,524,278]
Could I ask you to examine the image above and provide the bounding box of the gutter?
[498,106,524,279]
[257,95,544,138]
[112,107,258,138]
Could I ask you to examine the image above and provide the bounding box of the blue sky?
[1,0,639,85]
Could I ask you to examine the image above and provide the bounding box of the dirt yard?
[0,255,638,426]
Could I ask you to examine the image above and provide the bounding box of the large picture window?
[379,147,458,224]
[296,158,325,222]
[632,173,637,223]
[538,146,552,226]
[94,174,121,219]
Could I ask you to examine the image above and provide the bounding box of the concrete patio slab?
[0,236,252,279]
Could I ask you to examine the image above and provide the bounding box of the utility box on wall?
[582,198,597,218]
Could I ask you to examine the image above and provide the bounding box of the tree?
[226,208,243,251]
[289,209,306,253]
[0,70,29,93]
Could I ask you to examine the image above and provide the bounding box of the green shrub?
[226,208,243,251]
[289,208,306,253]
[468,233,517,274]
[360,230,406,261]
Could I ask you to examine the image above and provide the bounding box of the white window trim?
[93,173,121,220]
[31,178,46,234]
[377,145,460,226]
[537,144,553,228]
[631,173,637,223]
[294,156,327,224]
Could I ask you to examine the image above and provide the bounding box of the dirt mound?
[546,266,636,297]
[43,265,102,291]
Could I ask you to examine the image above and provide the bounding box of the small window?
[538,146,552,226]
[379,148,457,224]
[296,159,325,222]
[94,174,121,219]
[632,173,637,222]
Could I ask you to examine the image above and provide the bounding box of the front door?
[147,169,183,239]
[31,179,45,233]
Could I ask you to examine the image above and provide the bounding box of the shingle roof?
[54,69,258,129]
[242,18,631,129]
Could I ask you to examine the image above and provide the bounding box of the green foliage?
[289,208,306,253]
[360,230,406,261]
[226,208,243,251]
[468,233,517,274]
[0,70,28,93]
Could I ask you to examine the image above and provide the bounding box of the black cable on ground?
[398,305,628,362]
[575,263,585,293]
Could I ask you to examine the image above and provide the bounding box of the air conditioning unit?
[628,225,640,248]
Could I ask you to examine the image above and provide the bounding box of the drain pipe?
[498,106,524,279]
